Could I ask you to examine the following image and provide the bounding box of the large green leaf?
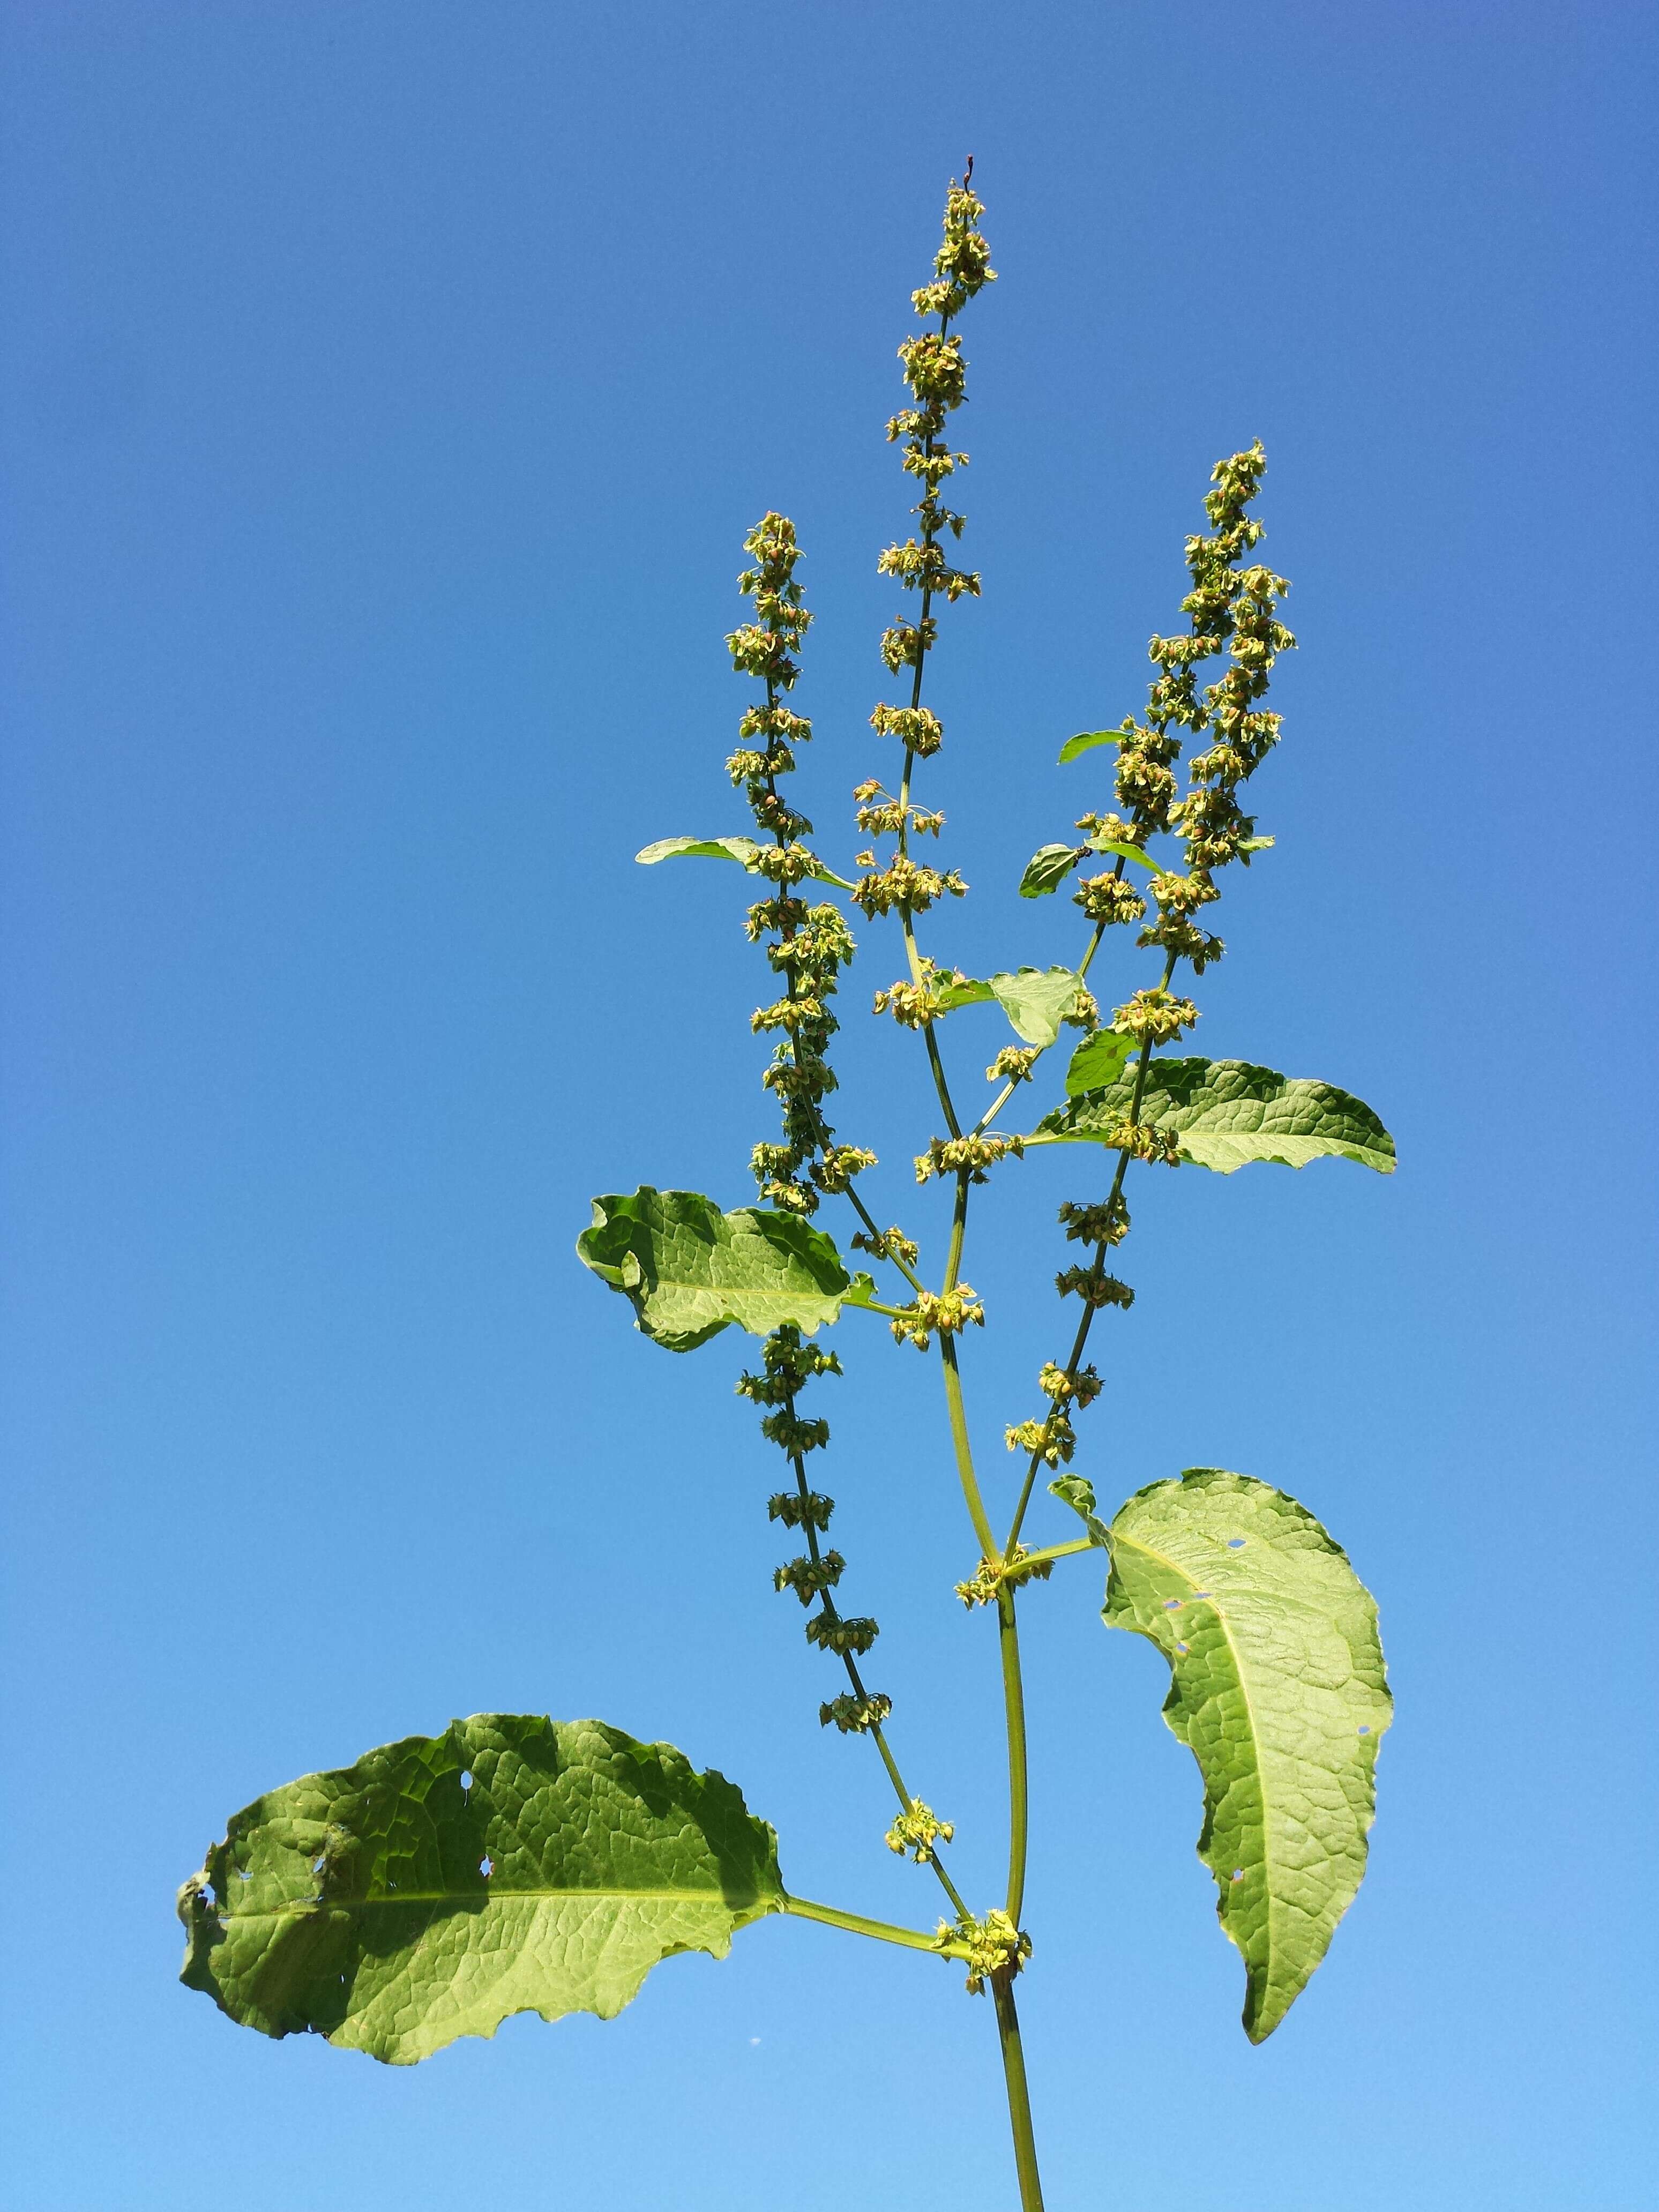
[635,834,854,891]
[1057,726,1127,765]
[578,1186,853,1349]
[1028,1056,1395,1172]
[1096,1471,1392,2041]
[178,1714,786,2065]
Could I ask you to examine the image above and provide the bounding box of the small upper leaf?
[1085,835,1161,872]
[1018,843,1085,898]
[988,967,1085,1048]
[1098,1470,1392,2042]
[1063,1028,1135,1096]
[178,1714,786,2065]
[1028,1057,1395,1173]
[635,836,854,890]
[1057,726,1128,766]
[578,1187,854,1349]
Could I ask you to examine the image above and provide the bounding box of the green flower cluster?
[856,180,993,922]
[1006,450,1296,1501]
[728,512,874,1219]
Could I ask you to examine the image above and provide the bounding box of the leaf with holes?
[1100,1470,1392,2042]
[578,1187,853,1350]
[1027,1057,1395,1172]
[634,834,854,890]
[177,1714,787,2065]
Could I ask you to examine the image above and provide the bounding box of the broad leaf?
[1057,727,1126,766]
[635,835,854,891]
[1098,1470,1392,2041]
[578,1187,853,1349]
[1018,843,1085,898]
[1063,1028,1135,1095]
[989,967,1086,1048]
[1028,1057,1395,1173]
[178,1714,786,2065]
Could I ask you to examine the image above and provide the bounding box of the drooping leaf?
[988,967,1086,1048]
[1018,843,1086,898]
[178,1714,786,2065]
[1027,1057,1395,1173]
[578,1187,853,1350]
[1063,1028,1135,1096]
[1057,727,1127,766]
[1098,1470,1392,2042]
[634,835,854,891]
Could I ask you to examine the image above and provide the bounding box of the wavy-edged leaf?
[178,1714,786,2065]
[635,835,855,891]
[1028,1057,1395,1172]
[1099,1470,1392,2041]
[1018,843,1086,898]
[1063,1028,1135,1096]
[578,1187,852,1350]
[1057,726,1127,766]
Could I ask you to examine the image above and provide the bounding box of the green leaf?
[1100,1470,1392,2042]
[178,1714,786,2065]
[1085,835,1161,872]
[935,974,996,1013]
[1018,843,1085,898]
[988,967,1085,1048]
[1063,1028,1135,1095]
[1028,1057,1396,1172]
[634,835,854,892]
[636,833,764,868]
[1057,727,1126,766]
[578,1187,853,1350]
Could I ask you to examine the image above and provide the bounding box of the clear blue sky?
[2,4,1654,2207]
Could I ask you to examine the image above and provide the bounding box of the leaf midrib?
[220,1884,768,1921]
[1110,1522,1280,1987]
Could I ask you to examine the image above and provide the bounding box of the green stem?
[1003,948,1179,1555]
[998,1589,1029,1924]
[993,1976,1047,2212]
[783,1894,958,1956]
[1016,1536,1096,1572]
[784,1432,971,1923]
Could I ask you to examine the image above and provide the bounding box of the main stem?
[994,1976,1046,2212]
[886,302,1044,2207]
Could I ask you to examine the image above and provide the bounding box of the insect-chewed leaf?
[578,1187,853,1350]
[988,967,1085,1047]
[1098,1471,1392,2042]
[634,835,854,890]
[1028,1057,1395,1172]
[1018,843,1085,898]
[177,1714,786,2065]
[1063,1028,1135,1096]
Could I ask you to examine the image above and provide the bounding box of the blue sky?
[2,4,1654,2206]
